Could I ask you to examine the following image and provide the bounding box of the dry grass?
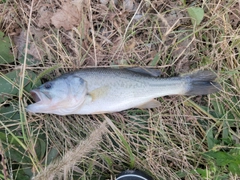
[34,120,108,180]
[0,0,240,179]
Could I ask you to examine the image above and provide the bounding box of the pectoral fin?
[89,86,109,101]
[137,99,161,109]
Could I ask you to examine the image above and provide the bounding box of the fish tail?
[182,70,221,95]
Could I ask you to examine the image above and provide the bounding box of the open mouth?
[30,90,41,103]
[30,90,52,104]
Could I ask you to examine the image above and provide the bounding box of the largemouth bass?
[26,68,221,115]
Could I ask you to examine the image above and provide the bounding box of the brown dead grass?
[34,120,108,180]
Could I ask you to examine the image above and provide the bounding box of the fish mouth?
[27,90,52,113]
[30,90,50,103]
[31,90,41,102]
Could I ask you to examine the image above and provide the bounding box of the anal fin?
[137,99,161,109]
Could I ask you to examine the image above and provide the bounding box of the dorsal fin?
[126,67,161,77]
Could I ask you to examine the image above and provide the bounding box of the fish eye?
[44,82,52,89]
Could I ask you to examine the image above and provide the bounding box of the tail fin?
[182,70,221,95]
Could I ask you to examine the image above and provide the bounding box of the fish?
[26,68,221,115]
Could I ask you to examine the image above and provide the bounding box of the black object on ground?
[116,170,153,180]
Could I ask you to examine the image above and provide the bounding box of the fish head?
[26,75,87,115]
